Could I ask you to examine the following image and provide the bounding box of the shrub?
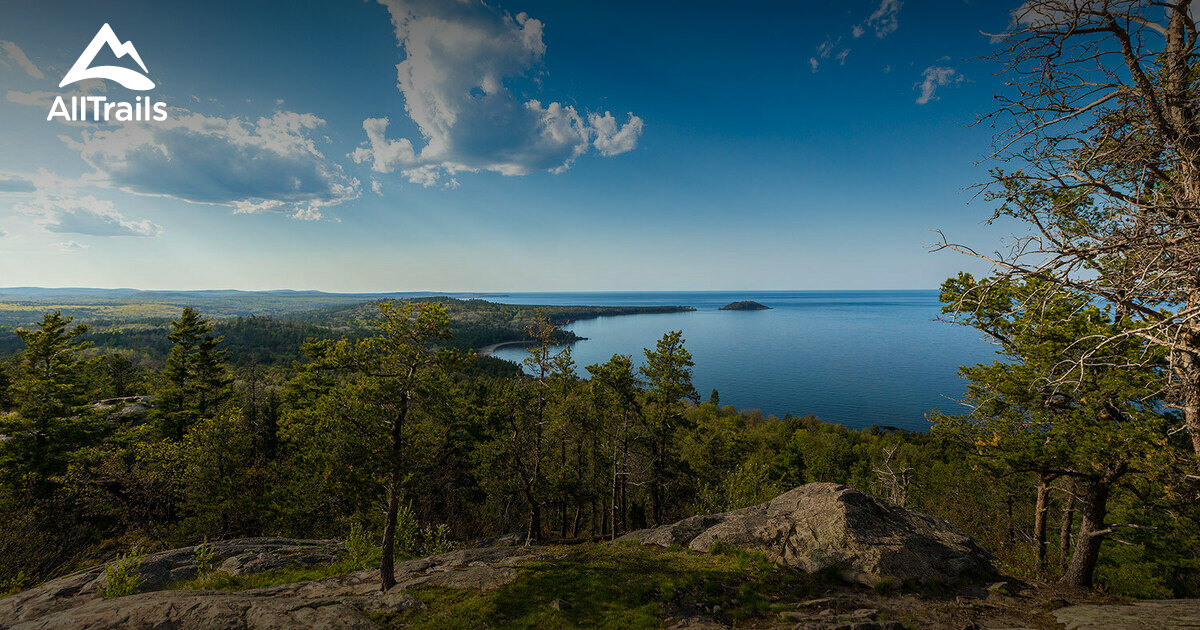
[193,538,216,576]
[1,571,28,597]
[103,548,145,599]
[344,523,374,569]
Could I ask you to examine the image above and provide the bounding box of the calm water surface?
[486,291,996,432]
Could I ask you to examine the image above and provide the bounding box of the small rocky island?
[719,300,771,311]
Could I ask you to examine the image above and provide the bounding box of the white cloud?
[18,193,161,237]
[0,173,36,193]
[371,179,383,195]
[915,66,963,104]
[352,117,416,173]
[862,0,903,38]
[55,241,88,250]
[358,0,643,185]
[61,109,359,218]
[0,41,44,79]
[808,57,819,73]
[852,25,866,38]
[590,111,644,157]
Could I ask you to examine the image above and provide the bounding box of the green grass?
[166,559,370,592]
[373,542,828,630]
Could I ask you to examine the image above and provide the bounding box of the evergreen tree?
[586,354,641,538]
[640,331,698,525]
[936,274,1176,587]
[0,312,92,499]
[302,300,461,591]
[157,308,230,439]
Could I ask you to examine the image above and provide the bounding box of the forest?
[0,288,1196,602]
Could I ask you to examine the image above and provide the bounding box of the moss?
[165,560,368,592]
[379,542,815,629]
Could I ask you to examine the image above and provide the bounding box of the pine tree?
[157,308,230,439]
[0,312,92,499]
[640,331,698,525]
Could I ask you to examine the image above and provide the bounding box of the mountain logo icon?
[60,24,155,91]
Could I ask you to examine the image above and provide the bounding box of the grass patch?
[375,542,823,630]
[166,559,369,592]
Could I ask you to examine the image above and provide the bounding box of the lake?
[485,291,997,432]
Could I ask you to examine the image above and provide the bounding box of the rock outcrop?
[0,538,341,626]
[621,482,994,586]
[1054,599,1200,630]
[0,542,540,630]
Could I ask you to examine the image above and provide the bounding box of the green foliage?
[0,571,28,597]
[0,296,1195,602]
[377,543,810,630]
[168,560,367,592]
[103,548,145,599]
[343,523,375,570]
[156,307,230,440]
[1,311,94,499]
[193,538,216,576]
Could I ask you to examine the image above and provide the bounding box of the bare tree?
[873,443,912,507]
[937,0,1200,466]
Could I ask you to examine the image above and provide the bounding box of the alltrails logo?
[48,24,168,122]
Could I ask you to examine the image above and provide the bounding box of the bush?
[344,523,375,569]
[193,538,216,576]
[1,571,28,597]
[394,503,452,558]
[103,548,145,599]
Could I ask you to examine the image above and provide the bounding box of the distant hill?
[0,289,694,364]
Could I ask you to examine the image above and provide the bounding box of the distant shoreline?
[477,340,536,357]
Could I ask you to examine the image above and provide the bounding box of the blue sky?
[0,0,1019,291]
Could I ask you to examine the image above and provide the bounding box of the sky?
[0,0,1022,292]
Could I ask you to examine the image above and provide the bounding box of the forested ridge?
[0,293,1196,601]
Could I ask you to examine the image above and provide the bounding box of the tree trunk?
[1060,479,1111,588]
[380,397,408,591]
[380,480,400,591]
[1034,475,1053,573]
[527,502,541,545]
[1180,347,1200,462]
[1059,478,1076,573]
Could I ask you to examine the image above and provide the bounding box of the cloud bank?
[64,110,359,218]
[354,0,644,186]
[19,193,161,237]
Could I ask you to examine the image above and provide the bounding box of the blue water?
[486,291,997,432]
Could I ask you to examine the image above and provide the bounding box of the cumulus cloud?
[352,117,416,173]
[56,241,88,250]
[0,40,44,79]
[862,0,903,38]
[915,66,963,104]
[356,0,643,186]
[591,111,644,157]
[61,109,359,217]
[18,193,161,237]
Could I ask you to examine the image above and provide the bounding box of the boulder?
[621,482,994,586]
